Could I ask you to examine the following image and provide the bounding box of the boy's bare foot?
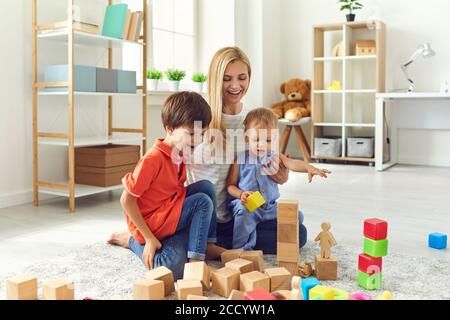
[206,243,227,260]
[107,230,131,248]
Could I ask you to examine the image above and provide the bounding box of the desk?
[375,92,450,171]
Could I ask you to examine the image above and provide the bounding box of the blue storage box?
[44,65,96,92]
[117,70,137,93]
[96,68,118,93]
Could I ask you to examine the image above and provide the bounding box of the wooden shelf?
[314,123,342,127]
[314,90,343,94]
[314,55,376,62]
[344,123,375,128]
[39,183,123,198]
[312,156,375,163]
[38,90,146,97]
[38,135,145,147]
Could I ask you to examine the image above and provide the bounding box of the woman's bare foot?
[206,243,227,260]
[107,230,131,248]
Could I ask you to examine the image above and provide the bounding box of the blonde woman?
[187,47,307,252]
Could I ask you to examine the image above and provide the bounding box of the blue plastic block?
[429,233,447,250]
[44,65,96,92]
[301,277,321,300]
[117,70,137,93]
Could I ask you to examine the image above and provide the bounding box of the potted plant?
[338,0,363,22]
[165,69,186,91]
[146,69,163,91]
[191,72,207,93]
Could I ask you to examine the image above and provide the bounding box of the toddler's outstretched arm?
[279,154,332,183]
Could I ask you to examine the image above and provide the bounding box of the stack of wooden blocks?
[276,200,300,276]
[6,275,74,300]
[357,218,388,290]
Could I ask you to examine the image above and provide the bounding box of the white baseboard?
[397,155,450,168]
[0,189,56,209]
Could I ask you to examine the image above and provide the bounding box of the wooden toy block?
[228,289,245,300]
[299,262,314,278]
[277,223,298,243]
[300,277,320,300]
[210,267,240,298]
[225,258,254,274]
[177,279,203,300]
[240,250,264,271]
[364,218,388,240]
[187,294,210,300]
[42,279,74,300]
[245,191,266,213]
[278,261,299,276]
[6,274,38,300]
[277,243,299,263]
[314,222,337,259]
[357,270,382,290]
[264,267,292,292]
[355,40,376,56]
[145,266,175,296]
[289,276,303,300]
[183,261,211,290]
[333,288,349,300]
[429,233,447,249]
[221,248,244,266]
[272,290,291,300]
[309,285,334,300]
[358,253,382,274]
[240,271,270,293]
[277,200,299,223]
[363,237,388,258]
[133,279,164,300]
[244,288,276,300]
[315,255,337,280]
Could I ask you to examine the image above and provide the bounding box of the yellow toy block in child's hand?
[245,191,266,213]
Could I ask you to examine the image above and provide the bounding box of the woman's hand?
[240,191,254,205]
[143,237,162,270]
[307,165,332,183]
[265,154,289,185]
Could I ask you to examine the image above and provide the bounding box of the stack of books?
[101,4,143,41]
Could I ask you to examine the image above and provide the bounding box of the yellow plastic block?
[309,285,334,301]
[377,291,393,300]
[333,288,349,300]
[245,191,266,213]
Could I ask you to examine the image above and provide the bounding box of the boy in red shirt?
[108,92,224,278]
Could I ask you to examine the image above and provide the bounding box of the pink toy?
[349,292,374,300]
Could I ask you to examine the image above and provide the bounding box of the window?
[122,0,197,85]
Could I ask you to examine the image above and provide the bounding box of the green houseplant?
[338,0,363,22]
[165,69,186,91]
[146,69,163,91]
[191,72,207,93]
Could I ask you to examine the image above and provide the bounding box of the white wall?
[279,0,450,166]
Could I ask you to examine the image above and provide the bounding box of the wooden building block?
[278,261,300,276]
[364,218,388,240]
[183,261,210,290]
[309,285,334,300]
[240,250,264,271]
[277,243,299,263]
[225,258,254,274]
[272,290,291,300]
[6,274,38,300]
[145,266,175,296]
[133,279,164,300]
[315,255,337,280]
[177,279,203,300]
[221,249,244,266]
[240,271,270,293]
[43,279,74,300]
[355,40,376,56]
[211,267,240,298]
[187,294,210,300]
[277,200,299,223]
[277,223,298,243]
[228,289,245,300]
[244,288,276,300]
[264,267,292,292]
[289,276,303,300]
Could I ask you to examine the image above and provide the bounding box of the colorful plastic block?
[245,191,266,213]
[333,288,349,300]
[357,270,382,290]
[309,285,334,300]
[310,295,323,300]
[300,277,321,300]
[349,292,374,300]
[358,253,382,274]
[363,237,388,258]
[377,291,393,300]
[428,233,447,250]
[364,218,388,240]
[243,288,276,300]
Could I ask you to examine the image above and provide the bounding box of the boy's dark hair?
[161,91,212,130]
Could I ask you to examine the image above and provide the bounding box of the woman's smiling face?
[222,60,250,106]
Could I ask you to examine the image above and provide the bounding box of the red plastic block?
[243,288,277,300]
[364,218,388,240]
[358,254,382,274]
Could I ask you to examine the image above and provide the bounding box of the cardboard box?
[75,144,140,168]
[75,164,135,187]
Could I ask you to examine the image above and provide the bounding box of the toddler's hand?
[240,191,254,204]
[307,166,332,183]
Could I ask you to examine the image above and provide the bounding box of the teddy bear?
[271,78,312,122]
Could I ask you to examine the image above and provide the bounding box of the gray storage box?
[96,68,118,93]
[314,136,342,158]
[117,70,137,93]
[44,64,96,92]
[347,137,374,158]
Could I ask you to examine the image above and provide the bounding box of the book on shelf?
[101,3,129,39]
[122,10,132,40]
[126,11,143,41]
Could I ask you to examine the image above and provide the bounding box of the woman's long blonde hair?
[207,47,252,144]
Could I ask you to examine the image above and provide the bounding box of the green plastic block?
[357,270,382,290]
[363,237,388,258]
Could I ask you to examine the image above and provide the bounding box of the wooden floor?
[0,164,449,277]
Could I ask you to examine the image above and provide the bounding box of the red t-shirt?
[122,139,186,244]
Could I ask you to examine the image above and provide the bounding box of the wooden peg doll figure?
[314,222,337,259]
